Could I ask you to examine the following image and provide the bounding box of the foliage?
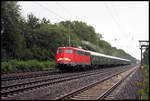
[143,48,149,65]
[1,1,26,61]
[98,40,112,55]
[140,64,149,100]
[140,48,149,100]
[27,13,40,29]
[1,1,137,67]
[1,60,55,72]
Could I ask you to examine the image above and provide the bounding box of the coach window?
[80,51,82,55]
[77,50,80,55]
[85,52,89,56]
[82,51,84,55]
[58,49,63,54]
[81,51,84,55]
[65,49,73,53]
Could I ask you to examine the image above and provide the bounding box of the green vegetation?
[140,64,149,100]
[1,1,137,72]
[140,48,149,100]
[143,48,149,65]
[1,60,55,72]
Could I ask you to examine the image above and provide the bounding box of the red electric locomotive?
[56,47,91,71]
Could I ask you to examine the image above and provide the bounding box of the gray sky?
[18,1,149,60]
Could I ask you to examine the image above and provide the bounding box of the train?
[56,46,131,71]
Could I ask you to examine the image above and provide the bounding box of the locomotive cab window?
[57,49,63,53]
[65,49,73,53]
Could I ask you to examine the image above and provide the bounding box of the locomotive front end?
[56,47,75,70]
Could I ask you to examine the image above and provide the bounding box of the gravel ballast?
[113,67,143,100]
[2,66,135,100]
[3,67,128,100]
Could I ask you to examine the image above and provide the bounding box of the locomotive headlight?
[58,58,63,61]
[64,58,71,61]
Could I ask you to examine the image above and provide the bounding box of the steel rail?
[1,70,59,81]
[55,67,133,100]
[96,67,137,100]
[2,68,108,89]
[2,68,114,97]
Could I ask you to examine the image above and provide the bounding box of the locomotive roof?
[58,47,131,62]
[58,47,85,51]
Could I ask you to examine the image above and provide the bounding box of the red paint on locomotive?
[56,47,90,65]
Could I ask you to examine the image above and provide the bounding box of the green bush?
[140,64,149,100]
[1,60,56,73]
[2,62,10,72]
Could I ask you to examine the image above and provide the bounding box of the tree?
[143,48,149,65]
[1,1,25,60]
[1,2,137,62]
[41,18,50,25]
[27,13,40,29]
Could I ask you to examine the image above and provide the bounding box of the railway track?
[55,65,138,100]
[2,64,135,82]
[2,67,112,88]
[1,66,130,98]
[1,67,119,82]
[1,68,113,96]
[1,69,60,81]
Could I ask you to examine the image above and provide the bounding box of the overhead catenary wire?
[104,3,127,39]
[35,3,71,46]
[36,2,130,48]
[104,3,134,48]
[104,3,135,41]
[55,2,83,22]
[36,3,67,21]
[55,3,72,20]
[54,3,78,46]
[55,3,79,47]
[112,5,133,40]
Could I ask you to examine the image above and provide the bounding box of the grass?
[1,60,56,73]
[140,64,149,100]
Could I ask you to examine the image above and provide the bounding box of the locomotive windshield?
[58,49,63,53]
[65,49,73,53]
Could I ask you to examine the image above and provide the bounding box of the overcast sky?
[18,1,149,60]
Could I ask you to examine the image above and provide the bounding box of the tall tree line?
[1,1,137,62]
